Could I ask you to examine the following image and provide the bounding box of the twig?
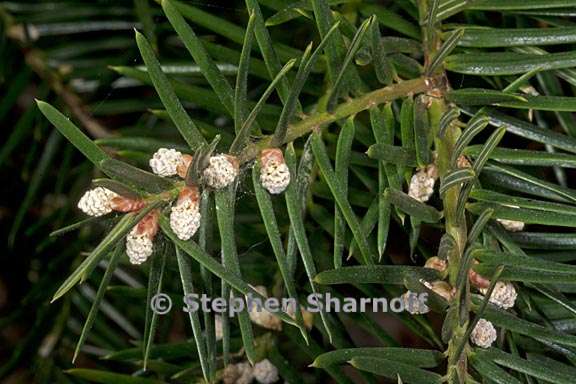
[24,50,113,139]
[1,10,113,139]
[239,77,434,163]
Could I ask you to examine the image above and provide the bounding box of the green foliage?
[4,0,576,383]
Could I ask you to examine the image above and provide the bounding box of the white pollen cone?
[170,185,201,241]
[470,318,497,348]
[77,187,118,217]
[126,209,159,265]
[223,362,253,384]
[202,154,239,189]
[480,281,517,309]
[149,148,183,177]
[408,163,438,203]
[253,359,279,384]
[259,148,290,194]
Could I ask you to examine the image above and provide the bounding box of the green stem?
[417,0,469,381]
[239,77,432,163]
[433,86,469,384]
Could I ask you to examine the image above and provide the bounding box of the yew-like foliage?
[3,1,576,383]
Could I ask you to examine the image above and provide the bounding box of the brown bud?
[260,148,285,168]
[176,154,193,178]
[287,305,314,330]
[177,184,200,206]
[428,281,454,302]
[109,196,146,213]
[469,260,490,289]
[457,155,472,169]
[301,309,314,330]
[427,165,439,180]
[134,209,160,238]
[424,257,447,273]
